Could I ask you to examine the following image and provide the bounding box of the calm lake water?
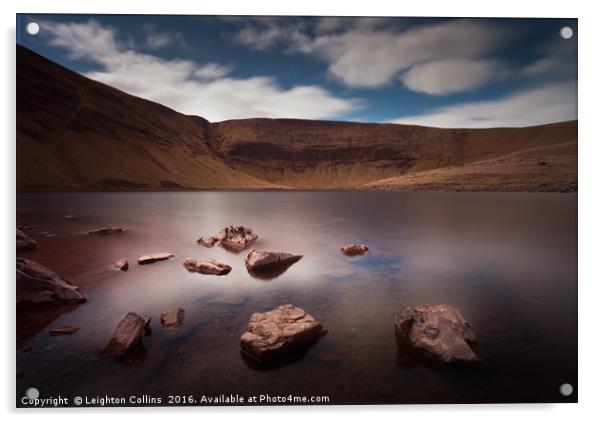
[16,191,577,405]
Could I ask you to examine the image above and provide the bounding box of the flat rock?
[240,304,327,363]
[17,258,86,307]
[183,258,232,275]
[197,236,218,247]
[216,225,258,251]
[49,326,79,336]
[137,252,175,265]
[160,308,185,329]
[17,228,37,252]
[245,250,303,273]
[341,244,369,256]
[394,304,478,364]
[88,227,124,235]
[96,312,147,358]
[113,258,129,271]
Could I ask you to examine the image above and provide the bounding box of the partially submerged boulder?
[394,304,478,364]
[240,304,327,363]
[17,228,37,253]
[137,252,175,265]
[216,225,258,251]
[88,227,124,235]
[245,250,302,274]
[197,236,219,247]
[49,326,79,336]
[183,258,231,275]
[341,244,369,256]
[160,308,185,329]
[17,258,86,307]
[113,258,129,271]
[96,312,148,358]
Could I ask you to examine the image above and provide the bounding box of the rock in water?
[394,304,478,364]
[88,227,124,235]
[182,258,232,275]
[240,304,327,363]
[17,258,86,307]
[113,258,129,271]
[245,250,303,273]
[216,225,258,251]
[137,252,175,265]
[49,326,79,336]
[96,312,147,358]
[142,315,152,336]
[197,236,218,247]
[160,308,185,329]
[17,228,37,252]
[341,244,369,256]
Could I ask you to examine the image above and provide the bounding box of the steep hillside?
[16,45,577,191]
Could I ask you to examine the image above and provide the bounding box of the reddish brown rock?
[17,258,86,307]
[197,236,219,247]
[137,252,175,265]
[49,326,79,336]
[395,304,478,364]
[240,304,327,363]
[96,312,147,358]
[341,244,369,256]
[113,258,129,271]
[245,250,302,273]
[17,228,37,253]
[88,227,124,235]
[183,258,232,275]
[216,225,258,251]
[160,308,185,329]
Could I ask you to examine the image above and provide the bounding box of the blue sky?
[17,14,577,127]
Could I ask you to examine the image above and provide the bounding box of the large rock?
[88,227,124,235]
[341,244,369,256]
[160,308,185,329]
[96,312,148,358]
[394,304,478,364]
[240,304,327,363]
[183,258,231,275]
[245,250,302,274]
[216,225,258,251]
[137,252,175,265]
[17,228,37,252]
[17,258,86,307]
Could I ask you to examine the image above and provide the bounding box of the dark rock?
[240,304,327,363]
[113,258,129,271]
[17,228,37,252]
[183,258,231,275]
[142,315,152,336]
[137,252,175,265]
[341,244,369,256]
[49,326,79,336]
[88,227,124,235]
[17,258,86,307]
[160,308,185,329]
[245,250,302,274]
[96,312,147,358]
[216,225,258,251]
[197,236,218,247]
[394,304,478,364]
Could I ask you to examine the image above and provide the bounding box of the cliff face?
[16,45,577,191]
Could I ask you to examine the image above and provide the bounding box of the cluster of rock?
[197,225,258,251]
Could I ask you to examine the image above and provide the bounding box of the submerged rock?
[394,304,478,364]
[216,225,258,251]
[142,315,152,336]
[341,244,369,256]
[88,227,124,235]
[96,312,147,358]
[197,236,219,247]
[245,250,302,274]
[113,258,129,271]
[240,304,327,363]
[137,252,175,265]
[183,258,232,275]
[17,228,37,253]
[160,308,185,329]
[17,258,86,307]
[49,326,79,336]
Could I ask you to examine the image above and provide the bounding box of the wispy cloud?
[142,23,185,50]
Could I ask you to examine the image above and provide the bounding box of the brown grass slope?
[17,45,577,191]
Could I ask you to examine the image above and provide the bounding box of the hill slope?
[16,45,577,192]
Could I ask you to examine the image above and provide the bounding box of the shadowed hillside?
[17,45,577,192]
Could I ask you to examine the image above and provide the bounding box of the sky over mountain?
[17,15,577,127]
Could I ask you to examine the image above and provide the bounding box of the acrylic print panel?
[15,14,577,407]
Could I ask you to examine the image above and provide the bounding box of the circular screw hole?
[26,22,39,36]
[559,383,573,396]
[560,26,573,40]
[25,387,39,399]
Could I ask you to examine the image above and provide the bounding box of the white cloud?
[142,23,185,50]
[391,81,576,128]
[39,20,360,122]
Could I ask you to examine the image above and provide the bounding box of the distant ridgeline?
[17,45,577,192]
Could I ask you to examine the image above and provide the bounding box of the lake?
[16,191,577,405]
